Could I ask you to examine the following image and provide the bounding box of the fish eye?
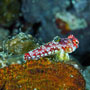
[73,39,79,45]
[75,40,79,44]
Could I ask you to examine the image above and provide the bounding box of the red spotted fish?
[24,35,79,60]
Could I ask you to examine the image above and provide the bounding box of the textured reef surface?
[0,59,85,90]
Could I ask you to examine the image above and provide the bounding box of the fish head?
[68,35,79,49]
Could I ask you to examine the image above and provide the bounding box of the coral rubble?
[0,59,85,90]
[0,32,39,68]
[4,32,39,55]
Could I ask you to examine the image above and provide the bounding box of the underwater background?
[0,0,90,90]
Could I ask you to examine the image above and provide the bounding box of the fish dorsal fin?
[54,36,61,42]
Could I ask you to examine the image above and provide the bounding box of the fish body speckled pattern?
[24,35,79,60]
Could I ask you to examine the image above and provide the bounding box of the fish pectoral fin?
[53,36,61,42]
